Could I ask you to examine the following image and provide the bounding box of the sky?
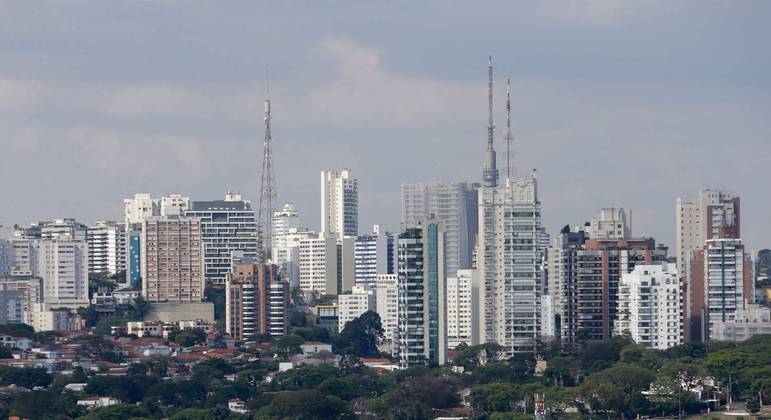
[0,1,769,252]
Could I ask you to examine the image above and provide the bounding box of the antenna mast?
[257,73,277,263]
[505,77,513,179]
[482,56,499,187]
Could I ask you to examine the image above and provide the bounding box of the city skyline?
[1,1,770,253]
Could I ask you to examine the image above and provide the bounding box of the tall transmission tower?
[257,85,277,263]
[482,56,499,188]
[505,77,514,179]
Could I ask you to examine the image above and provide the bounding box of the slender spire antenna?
[482,56,499,187]
[257,71,277,263]
[505,77,513,179]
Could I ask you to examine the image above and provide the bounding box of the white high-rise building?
[375,274,399,354]
[272,203,302,265]
[615,263,683,350]
[87,221,126,276]
[9,238,89,309]
[478,174,542,354]
[587,208,632,240]
[320,169,358,236]
[184,194,258,285]
[299,234,339,295]
[401,182,477,278]
[354,225,395,288]
[274,227,315,289]
[337,285,376,332]
[446,269,481,349]
[676,190,739,284]
[124,193,191,225]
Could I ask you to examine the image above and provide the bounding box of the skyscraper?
[401,182,478,277]
[615,263,683,350]
[446,269,481,348]
[676,190,739,284]
[587,208,632,240]
[87,221,126,276]
[320,169,358,237]
[478,174,542,353]
[225,263,289,340]
[141,216,204,303]
[397,219,446,367]
[353,224,395,288]
[183,193,258,285]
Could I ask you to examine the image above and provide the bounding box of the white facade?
[446,269,480,348]
[273,227,315,289]
[338,285,376,332]
[124,193,191,225]
[299,234,339,295]
[587,208,632,240]
[703,238,750,336]
[354,225,394,287]
[540,295,555,339]
[711,304,771,342]
[676,190,738,286]
[87,221,126,276]
[401,182,477,278]
[478,174,542,354]
[321,169,358,236]
[26,302,81,331]
[9,238,89,309]
[615,263,683,350]
[375,274,399,353]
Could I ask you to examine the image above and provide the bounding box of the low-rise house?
[228,399,248,413]
[77,396,120,409]
[63,383,87,392]
[300,342,332,356]
[0,335,32,350]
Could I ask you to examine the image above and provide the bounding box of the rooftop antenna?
[257,67,278,262]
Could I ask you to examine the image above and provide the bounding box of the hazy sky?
[1,1,769,252]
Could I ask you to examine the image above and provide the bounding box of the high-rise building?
[225,263,289,340]
[338,285,376,332]
[375,274,399,354]
[0,285,25,324]
[587,208,632,240]
[184,193,258,285]
[14,219,88,241]
[710,304,771,342]
[676,190,739,291]
[574,238,668,342]
[321,169,358,236]
[272,202,301,265]
[546,229,588,344]
[446,269,481,349]
[397,219,446,367]
[9,238,89,309]
[126,225,142,289]
[273,227,315,289]
[689,235,753,341]
[299,233,338,295]
[0,276,42,315]
[478,174,542,354]
[87,221,126,276]
[124,193,191,226]
[354,225,395,288]
[0,240,12,276]
[401,182,478,276]
[298,233,354,296]
[615,263,683,350]
[141,216,204,303]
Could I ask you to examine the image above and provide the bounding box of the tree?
[705,348,760,402]
[746,399,761,414]
[335,310,384,357]
[78,403,151,420]
[0,366,53,388]
[470,383,523,413]
[271,364,339,391]
[128,294,151,320]
[258,389,354,419]
[271,334,304,360]
[85,375,143,403]
[169,328,207,347]
[580,363,655,418]
[338,352,364,374]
